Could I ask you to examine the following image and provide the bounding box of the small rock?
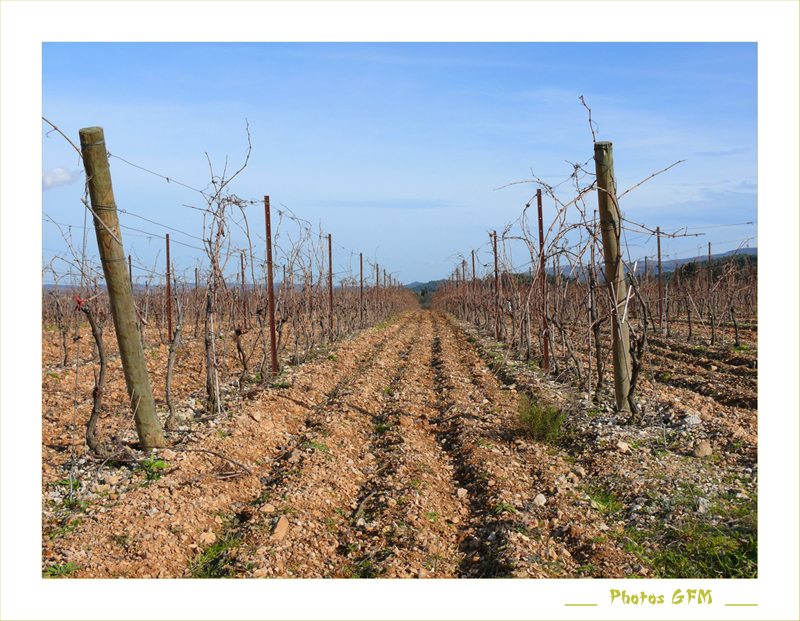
[287,449,303,463]
[533,493,547,507]
[364,453,376,462]
[356,518,366,527]
[693,441,713,458]
[697,497,711,514]
[399,415,413,427]
[161,449,177,460]
[253,568,268,578]
[573,466,587,478]
[198,530,216,546]
[684,414,702,427]
[457,488,468,499]
[260,503,276,513]
[272,516,289,540]
[616,441,630,454]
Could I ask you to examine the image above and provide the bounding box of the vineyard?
[41,126,757,581]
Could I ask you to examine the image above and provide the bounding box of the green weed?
[517,395,565,443]
[189,532,243,578]
[43,562,79,578]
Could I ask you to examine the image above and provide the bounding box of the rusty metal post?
[241,251,248,330]
[264,196,279,377]
[360,252,364,325]
[328,234,334,338]
[537,189,549,370]
[166,233,173,339]
[657,226,663,334]
[493,231,499,340]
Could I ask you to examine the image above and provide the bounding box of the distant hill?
[404,248,757,289]
[404,279,447,293]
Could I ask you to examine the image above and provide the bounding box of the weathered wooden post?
[79,126,166,449]
[593,141,631,411]
[264,196,279,377]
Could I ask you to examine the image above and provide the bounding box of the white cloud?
[42,167,82,189]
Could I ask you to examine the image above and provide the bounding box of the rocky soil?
[41,309,757,579]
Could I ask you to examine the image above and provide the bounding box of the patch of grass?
[658,371,673,382]
[327,354,338,362]
[56,478,81,491]
[189,532,244,578]
[48,518,83,540]
[625,519,756,579]
[301,440,329,452]
[584,484,623,514]
[324,517,338,534]
[621,485,757,579]
[375,421,392,433]
[517,394,565,443]
[43,562,79,578]
[424,511,439,523]
[272,381,291,389]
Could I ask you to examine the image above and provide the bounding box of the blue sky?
[41,41,759,285]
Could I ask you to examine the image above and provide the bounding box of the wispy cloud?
[43,167,82,190]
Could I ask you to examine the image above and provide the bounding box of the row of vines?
[42,121,417,454]
[432,146,757,414]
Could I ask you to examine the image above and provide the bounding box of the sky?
[3,2,800,620]
[39,41,760,286]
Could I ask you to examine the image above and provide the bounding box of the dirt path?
[42,309,756,580]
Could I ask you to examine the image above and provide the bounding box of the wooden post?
[594,141,631,411]
[264,196,279,377]
[537,189,549,370]
[79,126,165,449]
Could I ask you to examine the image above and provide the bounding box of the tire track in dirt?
[429,311,638,578]
[226,312,430,577]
